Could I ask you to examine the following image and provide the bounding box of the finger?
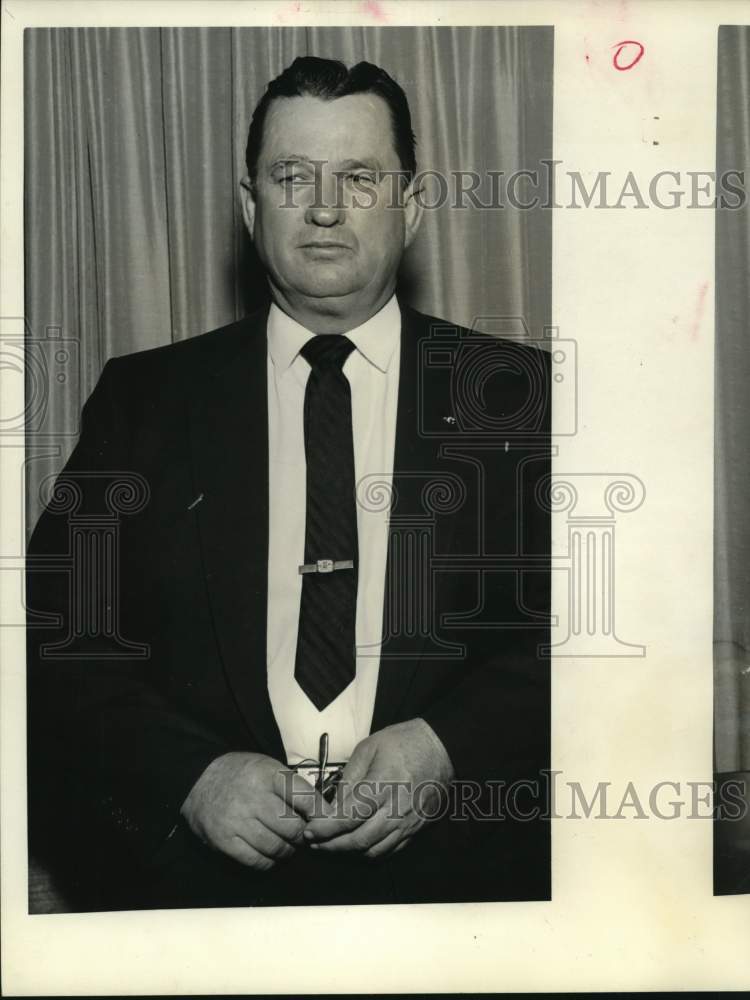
[226,836,276,871]
[304,740,383,841]
[273,768,328,820]
[312,806,392,853]
[330,767,402,826]
[364,827,406,859]
[310,762,383,835]
[243,818,296,860]
[303,797,368,842]
[339,740,376,786]
[304,774,384,841]
[256,800,306,845]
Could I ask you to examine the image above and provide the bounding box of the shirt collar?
[267,294,401,375]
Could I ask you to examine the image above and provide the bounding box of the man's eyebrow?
[268,156,385,172]
[336,158,384,172]
[269,154,315,169]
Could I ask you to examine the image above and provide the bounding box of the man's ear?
[239,176,257,237]
[402,177,424,251]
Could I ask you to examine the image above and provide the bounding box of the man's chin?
[292,278,365,302]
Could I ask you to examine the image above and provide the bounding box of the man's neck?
[268,285,396,335]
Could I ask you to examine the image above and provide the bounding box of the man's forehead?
[260,92,397,164]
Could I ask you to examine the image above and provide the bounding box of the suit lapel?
[371,304,459,731]
[187,301,459,748]
[188,304,284,760]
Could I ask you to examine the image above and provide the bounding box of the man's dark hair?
[245,55,417,184]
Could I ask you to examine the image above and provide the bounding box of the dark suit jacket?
[27,301,551,910]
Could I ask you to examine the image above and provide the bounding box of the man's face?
[241,92,422,324]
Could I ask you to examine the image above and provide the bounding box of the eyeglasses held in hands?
[289,732,345,803]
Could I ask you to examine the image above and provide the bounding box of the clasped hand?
[180,718,453,869]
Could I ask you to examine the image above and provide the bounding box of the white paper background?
[2,0,750,993]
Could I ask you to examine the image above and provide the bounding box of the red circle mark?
[612,40,645,71]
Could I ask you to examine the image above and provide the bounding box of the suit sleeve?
[27,359,230,872]
[420,346,551,784]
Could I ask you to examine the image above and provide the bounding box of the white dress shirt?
[266,295,401,766]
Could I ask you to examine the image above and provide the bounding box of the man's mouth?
[299,241,354,251]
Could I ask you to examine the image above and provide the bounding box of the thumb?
[302,739,380,841]
[334,738,379,816]
[340,737,377,787]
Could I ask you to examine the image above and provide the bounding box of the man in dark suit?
[27,56,551,910]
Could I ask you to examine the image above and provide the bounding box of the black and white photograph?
[23,25,554,912]
[2,1,750,995]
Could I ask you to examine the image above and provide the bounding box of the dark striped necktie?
[294,334,358,710]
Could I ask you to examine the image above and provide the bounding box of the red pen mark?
[275,0,302,22]
[363,0,387,20]
[689,281,709,342]
[612,39,645,71]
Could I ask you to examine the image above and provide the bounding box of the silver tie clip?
[298,558,354,575]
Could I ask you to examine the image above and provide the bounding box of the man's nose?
[305,176,346,226]
[304,202,345,227]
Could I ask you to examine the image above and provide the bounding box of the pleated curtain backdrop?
[23,26,553,533]
[715,26,750,774]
